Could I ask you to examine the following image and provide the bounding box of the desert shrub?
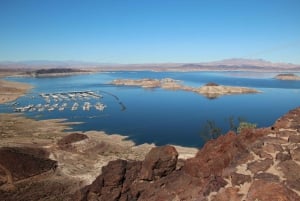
[237,122,257,133]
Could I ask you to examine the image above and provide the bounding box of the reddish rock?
[246,179,300,201]
[203,176,227,196]
[275,152,291,161]
[288,134,300,143]
[286,178,300,191]
[57,133,88,150]
[183,132,241,178]
[212,187,243,201]
[0,147,57,182]
[140,145,178,181]
[291,147,300,161]
[247,158,273,174]
[278,160,300,181]
[87,159,128,201]
[231,172,251,186]
[263,143,283,153]
[254,173,280,183]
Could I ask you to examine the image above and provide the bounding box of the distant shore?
[275,73,300,81]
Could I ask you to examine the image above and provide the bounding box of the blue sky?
[0,0,300,64]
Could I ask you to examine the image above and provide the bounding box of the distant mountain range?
[203,58,299,68]
[0,58,300,72]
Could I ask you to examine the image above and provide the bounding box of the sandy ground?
[0,113,198,186]
[0,79,32,104]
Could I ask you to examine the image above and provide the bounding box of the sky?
[0,0,300,64]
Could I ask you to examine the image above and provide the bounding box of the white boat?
[95,103,107,111]
[83,102,90,111]
[38,107,45,112]
[72,102,79,111]
[48,107,55,111]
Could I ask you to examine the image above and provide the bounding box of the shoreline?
[0,79,33,104]
[0,113,198,185]
[1,76,300,199]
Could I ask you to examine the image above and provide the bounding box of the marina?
[13,91,107,113]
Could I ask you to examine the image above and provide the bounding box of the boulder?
[140,145,178,181]
[275,152,291,162]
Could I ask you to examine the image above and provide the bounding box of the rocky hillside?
[75,107,300,201]
[1,107,300,200]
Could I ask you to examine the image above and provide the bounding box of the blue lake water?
[1,71,300,147]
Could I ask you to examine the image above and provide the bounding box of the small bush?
[237,122,257,133]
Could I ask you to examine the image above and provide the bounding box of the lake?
[1,71,300,147]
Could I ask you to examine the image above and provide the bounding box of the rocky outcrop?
[0,147,57,194]
[57,133,88,151]
[75,107,300,201]
[139,145,178,180]
[2,107,300,200]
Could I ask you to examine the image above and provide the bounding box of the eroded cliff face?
[1,107,300,201]
[75,107,300,201]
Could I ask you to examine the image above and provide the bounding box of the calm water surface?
[2,71,300,147]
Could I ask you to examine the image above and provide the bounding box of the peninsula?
[111,78,260,98]
[0,79,32,104]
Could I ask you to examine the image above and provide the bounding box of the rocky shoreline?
[111,78,260,98]
[1,107,300,200]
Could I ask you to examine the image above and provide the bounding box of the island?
[111,78,260,98]
[275,73,300,80]
[25,68,93,77]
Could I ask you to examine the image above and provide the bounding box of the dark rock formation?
[254,173,280,183]
[57,133,88,151]
[0,147,57,183]
[139,145,178,181]
[230,172,251,186]
[77,146,179,201]
[246,179,300,201]
[4,107,300,200]
[276,152,291,162]
[247,158,273,174]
